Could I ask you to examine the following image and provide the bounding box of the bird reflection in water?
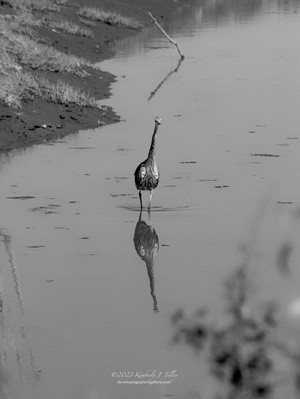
[133,210,159,313]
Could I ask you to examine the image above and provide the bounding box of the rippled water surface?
[1,1,300,398]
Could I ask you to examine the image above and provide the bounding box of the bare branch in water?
[147,12,185,60]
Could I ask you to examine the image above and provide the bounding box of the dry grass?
[46,18,94,38]
[1,13,44,42]
[0,3,98,109]
[0,53,97,108]
[0,15,91,76]
[79,18,97,28]
[38,78,98,107]
[4,0,64,12]
[0,50,28,108]
[1,31,90,76]
[77,7,142,30]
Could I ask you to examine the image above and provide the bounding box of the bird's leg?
[149,189,153,206]
[138,207,143,222]
[148,189,153,215]
[139,190,143,210]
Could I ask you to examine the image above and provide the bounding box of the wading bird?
[134,117,162,210]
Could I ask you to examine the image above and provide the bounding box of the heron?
[134,117,162,211]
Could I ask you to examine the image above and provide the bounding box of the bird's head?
[155,117,162,126]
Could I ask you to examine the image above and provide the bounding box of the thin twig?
[147,12,185,60]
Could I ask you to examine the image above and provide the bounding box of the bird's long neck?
[147,123,159,161]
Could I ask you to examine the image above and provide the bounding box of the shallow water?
[1,1,300,398]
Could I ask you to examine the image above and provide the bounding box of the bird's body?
[134,117,162,210]
[134,159,159,192]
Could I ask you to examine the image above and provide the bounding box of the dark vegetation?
[172,205,300,398]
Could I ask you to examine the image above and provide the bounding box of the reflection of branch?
[0,233,24,315]
[148,12,185,60]
[148,58,183,102]
[0,230,39,389]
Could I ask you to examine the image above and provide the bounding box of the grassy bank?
[0,0,115,109]
[0,0,197,151]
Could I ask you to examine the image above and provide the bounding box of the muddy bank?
[0,0,198,152]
